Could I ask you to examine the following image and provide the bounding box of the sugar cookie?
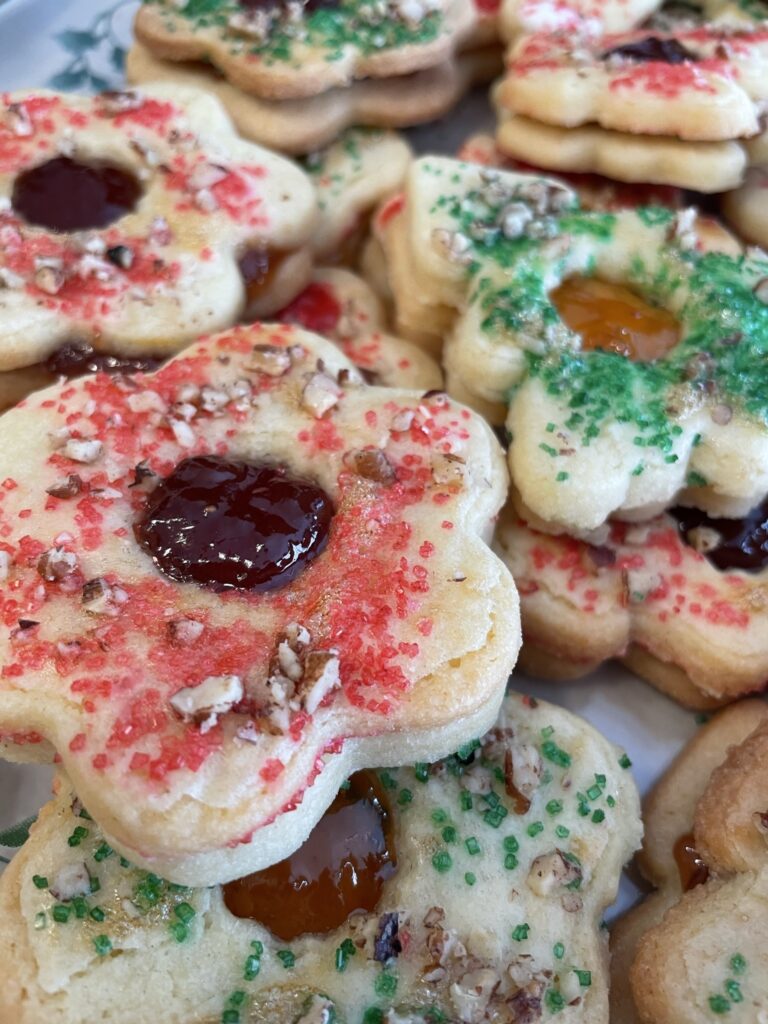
[0,691,640,1024]
[500,0,661,40]
[0,320,518,886]
[0,85,317,380]
[610,701,768,1023]
[722,164,768,248]
[381,156,768,532]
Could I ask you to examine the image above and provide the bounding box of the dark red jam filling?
[45,342,161,378]
[12,156,142,233]
[134,456,333,593]
[601,36,698,63]
[223,771,396,940]
[673,832,709,891]
[670,497,768,573]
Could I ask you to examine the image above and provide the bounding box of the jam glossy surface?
[223,771,396,940]
[602,36,698,63]
[12,156,142,232]
[238,248,288,307]
[551,276,681,362]
[673,831,709,891]
[46,342,160,378]
[134,456,333,592]
[671,497,768,573]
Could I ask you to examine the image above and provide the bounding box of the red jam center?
[223,771,396,940]
[673,832,709,891]
[671,497,768,573]
[45,342,161,378]
[12,156,142,233]
[602,37,698,63]
[134,456,333,593]
[551,276,681,362]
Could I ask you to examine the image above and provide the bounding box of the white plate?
[0,0,703,920]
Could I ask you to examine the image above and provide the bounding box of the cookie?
[275,268,443,389]
[0,320,518,886]
[497,26,768,140]
[494,492,768,708]
[126,40,502,156]
[494,111,748,192]
[134,0,481,100]
[722,164,768,247]
[610,700,768,1023]
[380,156,768,532]
[0,85,317,377]
[0,691,641,1024]
[499,0,661,40]
[304,129,412,263]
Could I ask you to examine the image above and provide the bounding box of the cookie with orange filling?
[377,156,768,533]
[0,692,640,1024]
[611,700,768,1023]
[0,321,517,886]
[0,85,317,411]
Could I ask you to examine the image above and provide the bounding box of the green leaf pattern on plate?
[46,1,133,92]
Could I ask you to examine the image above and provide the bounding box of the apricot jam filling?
[550,276,681,362]
[134,455,334,593]
[12,156,142,232]
[223,771,396,940]
[673,831,709,891]
[238,247,290,306]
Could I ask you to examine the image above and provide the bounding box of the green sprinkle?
[545,989,566,1013]
[92,935,112,957]
[465,836,480,855]
[243,955,261,981]
[221,1013,239,1024]
[594,773,606,785]
[374,972,397,997]
[483,806,508,828]
[456,739,480,761]
[553,942,565,959]
[335,937,356,972]
[90,907,106,922]
[730,954,747,975]
[464,872,476,886]
[586,784,602,800]
[72,897,88,920]
[556,471,569,482]
[277,950,295,969]
[592,810,606,824]
[546,799,563,816]
[504,853,518,870]
[607,795,616,808]
[527,821,544,838]
[687,470,708,487]
[379,771,396,790]
[170,922,189,943]
[397,788,412,806]
[431,809,448,825]
[93,842,113,862]
[539,443,558,457]
[362,1010,384,1024]
[555,825,570,838]
[414,762,429,783]
[32,874,48,889]
[67,825,89,847]
[89,876,101,894]
[503,835,519,853]
[460,790,473,811]
[541,725,554,738]
[174,902,195,924]
[541,740,571,768]
[575,969,592,987]
[619,753,632,769]
[511,924,530,942]
[432,850,452,873]
[52,904,71,924]
[442,826,457,843]
[708,995,730,1014]
[631,463,645,476]
[250,941,264,955]
[724,980,743,1003]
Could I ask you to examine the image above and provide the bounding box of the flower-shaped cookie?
[611,700,768,1023]
[134,0,479,100]
[0,85,317,377]
[723,165,768,248]
[0,321,518,885]
[499,0,660,40]
[495,494,768,707]
[126,39,502,156]
[380,156,768,532]
[0,692,640,1024]
[497,26,768,141]
[275,267,443,389]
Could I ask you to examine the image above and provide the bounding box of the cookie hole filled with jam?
[550,276,681,362]
[12,156,142,233]
[238,247,288,308]
[223,771,396,940]
[671,497,768,573]
[673,831,709,891]
[134,455,334,593]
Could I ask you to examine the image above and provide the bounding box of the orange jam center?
[223,771,396,940]
[673,831,709,891]
[550,276,680,361]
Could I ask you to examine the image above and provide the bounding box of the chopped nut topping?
[3,101,33,137]
[432,452,466,486]
[106,245,134,270]
[247,344,293,377]
[527,849,582,896]
[686,525,721,554]
[37,547,78,582]
[374,911,403,963]
[302,651,341,714]
[169,674,244,733]
[46,474,83,499]
[61,438,103,464]
[432,227,473,265]
[82,578,125,617]
[34,263,65,295]
[344,448,397,484]
[96,90,144,115]
[301,372,343,417]
[168,618,204,645]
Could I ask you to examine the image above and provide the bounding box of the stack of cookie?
[126,0,502,154]
[494,0,768,191]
